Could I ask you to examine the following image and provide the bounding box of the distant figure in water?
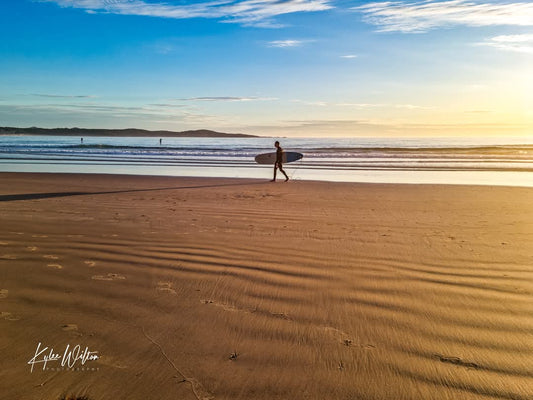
[81,137,83,144]
[159,138,162,145]
[271,141,289,182]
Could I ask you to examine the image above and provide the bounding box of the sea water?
[0,135,532,187]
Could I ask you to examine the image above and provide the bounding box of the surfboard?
[254,151,303,165]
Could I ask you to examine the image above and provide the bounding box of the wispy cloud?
[336,102,433,109]
[32,93,96,98]
[148,103,188,108]
[340,54,358,58]
[1,101,218,125]
[336,102,384,107]
[290,100,433,109]
[181,96,276,101]
[394,103,434,110]
[291,99,328,106]
[152,43,178,55]
[42,0,333,27]
[479,33,533,54]
[8,102,195,116]
[0,104,220,127]
[242,119,531,136]
[354,1,533,33]
[268,39,305,48]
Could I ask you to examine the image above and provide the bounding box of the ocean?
[1,135,532,187]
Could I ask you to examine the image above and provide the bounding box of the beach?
[1,172,532,399]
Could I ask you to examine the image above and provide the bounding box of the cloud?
[32,93,96,98]
[0,104,220,128]
[336,102,432,109]
[181,96,276,101]
[291,99,328,106]
[354,1,533,33]
[152,43,177,55]
[340,54,358,58]
[6,97,276,125]
[336,102,385,107]
[267,39,305,47]
[7,102,195,116]
[394,104,434,110]
[0,101,219,126]
[240,118,532,136]
[148,103,188,108]
[41,0,333,27]
[479,33,533,53]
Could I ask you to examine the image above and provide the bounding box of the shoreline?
[1,172,532,399]
[1,167,533,188]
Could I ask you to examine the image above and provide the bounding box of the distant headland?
[0,127,258,138]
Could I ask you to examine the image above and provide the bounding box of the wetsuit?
[273,146,289,181]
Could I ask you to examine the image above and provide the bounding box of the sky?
[0,0,532,137]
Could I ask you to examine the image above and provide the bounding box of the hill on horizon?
[0,127,258,138]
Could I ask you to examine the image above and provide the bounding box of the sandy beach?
[1,172,532,400]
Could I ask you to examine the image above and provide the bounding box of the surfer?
[271,141,289,182]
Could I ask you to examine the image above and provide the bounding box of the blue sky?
[1,0,532,136]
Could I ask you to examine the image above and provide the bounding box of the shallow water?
[1,136,532,187]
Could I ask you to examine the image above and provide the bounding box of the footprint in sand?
[0,255,17,260]
[27,246,38,251]
[92,273,126,281]
[323,326,351,339]
[32,234,48,238]
[47,263,63,269]
[61,324,78,331]
[1,311,21,321]
[9,232,24,236]
[201,299,256,314]
[156,282,176,294]
[84,260,96,267]
[271,312,290,320]
[323,326,376,349]
[43,255,59,260]
[207,300,236,311]
[0,289,8,299]
[434,354,479,369]
[0,241,9,246]
[342,339,375,349]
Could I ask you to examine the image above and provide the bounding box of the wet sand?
[1,172,532,400]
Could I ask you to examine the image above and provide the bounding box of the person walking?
[271,141,289,182]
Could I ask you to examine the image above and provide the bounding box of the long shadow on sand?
[0,181,268,202]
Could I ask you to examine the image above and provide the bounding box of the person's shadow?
[0,181,267,202]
